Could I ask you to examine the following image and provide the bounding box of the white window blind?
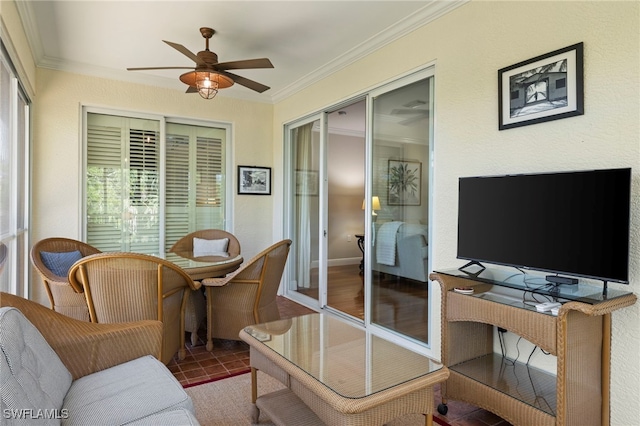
[85,113,227,257]
[165,123,226,254]
[86,114,160,253]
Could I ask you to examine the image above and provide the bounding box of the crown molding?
[269,0,468,103]
[15,0,468,105]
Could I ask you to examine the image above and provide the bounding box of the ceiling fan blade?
[127,66,194,71]
[215,58,274,71]
[185,86,198,94]
[222,71,270,93]
[163,40,206,66]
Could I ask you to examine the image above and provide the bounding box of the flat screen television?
[457,168,631,284]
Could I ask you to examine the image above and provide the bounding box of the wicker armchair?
[30,237,101,321]
[169,229,242,345]
[169,229,241,261]
[201,239,291,346]
[68,252,200,364]
[0,292,162,380]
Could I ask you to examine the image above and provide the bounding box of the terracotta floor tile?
[183,367,207,379]
[203,363,228,375]
[199,358,223,368]
[178,360,202,372]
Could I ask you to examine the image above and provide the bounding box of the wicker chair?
[169,229,241,261]
[68,252,200,364]
[201,239,291,345]
[169,229,242,345]
[30,237,101,321]
[0,292,162,380]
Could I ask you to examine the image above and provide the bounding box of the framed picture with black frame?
[498,42,584,130]
[238,166,271,195]
[387,159,421,206]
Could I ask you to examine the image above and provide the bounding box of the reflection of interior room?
[297,97,430,344]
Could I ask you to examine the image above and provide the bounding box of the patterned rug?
[183,368,251,389]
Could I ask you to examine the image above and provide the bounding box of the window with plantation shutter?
[86,114,160,253]
[84,112,228,257]
[165,123,226,255]
[165,133,190,249]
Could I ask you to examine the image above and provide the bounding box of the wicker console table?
[431,269,636,426]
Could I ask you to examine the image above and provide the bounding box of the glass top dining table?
[163,251,244,351]
[164,252,243,281]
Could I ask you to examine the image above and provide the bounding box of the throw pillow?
[193,237,230,257]
[40,250,83,277]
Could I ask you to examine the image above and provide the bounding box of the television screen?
[457,168,631,283]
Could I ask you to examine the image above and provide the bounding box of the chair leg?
[206,286,214,351]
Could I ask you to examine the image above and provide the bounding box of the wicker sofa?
[0,292,199,425]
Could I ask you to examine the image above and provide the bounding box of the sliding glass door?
[285,115,324,306]
[284,67,434,350]
[368,74,434,345]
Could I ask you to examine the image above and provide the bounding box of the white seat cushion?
[62,355,194,426]
[0,307,72,425]
[193,237,229,257]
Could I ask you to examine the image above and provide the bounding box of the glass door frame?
[283,65,435,358]
[363,67,436,357]
[283,112,328,311]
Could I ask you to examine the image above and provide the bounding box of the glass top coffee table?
[240,313,448,425]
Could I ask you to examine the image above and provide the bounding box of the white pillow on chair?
[193,237,230,257]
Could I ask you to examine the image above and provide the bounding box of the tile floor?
[169,296,512,426]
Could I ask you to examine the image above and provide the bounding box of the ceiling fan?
[127,27,273,99]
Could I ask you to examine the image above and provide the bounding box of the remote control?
[535,301,561,312]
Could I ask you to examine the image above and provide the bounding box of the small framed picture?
[295,170,319,196]
[388,159,421,206]
[238,166,271,195]
[498,42,584,130]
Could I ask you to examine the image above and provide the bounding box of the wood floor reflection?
[298,264,429,343]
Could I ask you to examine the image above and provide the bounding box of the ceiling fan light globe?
[196,72,220,99]
[198,87,218,99]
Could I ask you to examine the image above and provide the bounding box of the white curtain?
[293,122,315,289]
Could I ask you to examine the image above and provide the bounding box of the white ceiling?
[16,1,464,104]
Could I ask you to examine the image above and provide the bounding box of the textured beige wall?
[273,1,639,423]
[30,68,274,305]
[9,0,640,422]
[0,0,37,96]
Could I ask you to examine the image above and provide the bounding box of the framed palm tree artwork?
[387,159,421,206]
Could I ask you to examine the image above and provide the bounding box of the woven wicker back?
[254,240,292,315]
[31,238,102,280]
[169,229,241,260]
[68,252,197,364]
[205,239,292,341]
[29,238,101,321]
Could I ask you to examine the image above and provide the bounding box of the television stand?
[431,268,637,426]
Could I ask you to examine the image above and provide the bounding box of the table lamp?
[362,196,381,221]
